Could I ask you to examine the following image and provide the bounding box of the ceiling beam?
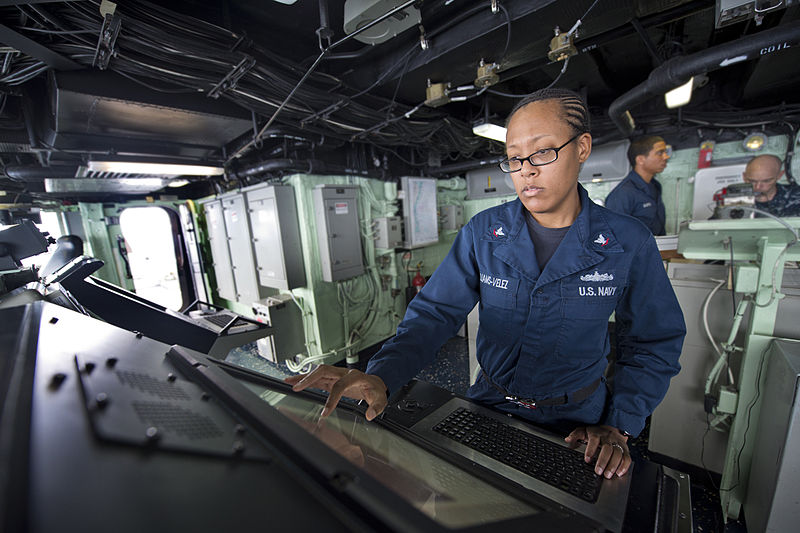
[0,23,83,71]
[0,1,68,5]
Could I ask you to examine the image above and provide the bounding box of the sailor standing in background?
[604,136,670,235]
[287,88,686,480]
[742,153,800,217]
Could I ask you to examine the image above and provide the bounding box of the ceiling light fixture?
[86,161,224,176]
[473,97,506,143]
[472,121,507,143]
[664,77,694,109]
[742,132,767,152]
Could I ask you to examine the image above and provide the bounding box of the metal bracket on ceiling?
[300,98,351,127]
[207,56,256,99]
[92,1,121,70]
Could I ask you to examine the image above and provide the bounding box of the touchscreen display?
[240,383,541,529]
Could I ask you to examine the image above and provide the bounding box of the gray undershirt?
[525,212,570,271]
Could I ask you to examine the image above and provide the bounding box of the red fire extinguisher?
[412,271,426,293]
[698,140,715,169]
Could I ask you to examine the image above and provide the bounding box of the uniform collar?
[627,170,662,194]
[488,185,623,286]
[484,201,541,282]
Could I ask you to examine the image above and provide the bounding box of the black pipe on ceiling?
[4,165,77,181]
[229,158,385,179]
[227,126,328,159]
[428,156,504,175]
[609,20,800,136]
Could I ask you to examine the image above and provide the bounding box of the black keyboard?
[433,407,603,503]
[201,313,243,329]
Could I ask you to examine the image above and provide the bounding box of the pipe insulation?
[609,20,800,136]
[4,165,77,181]
[229,158,384,179]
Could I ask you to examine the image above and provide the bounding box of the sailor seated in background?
[742,154,800,217]
[604,136,670,236]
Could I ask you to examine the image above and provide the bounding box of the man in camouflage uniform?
[742,154,800,217]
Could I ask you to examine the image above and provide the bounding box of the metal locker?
[245,185,305,290]
[220,193,267,303]
[202,199,237,301]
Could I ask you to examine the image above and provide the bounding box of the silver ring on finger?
[610,442,624,452]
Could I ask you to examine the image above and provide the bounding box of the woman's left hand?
[565,424,631,478]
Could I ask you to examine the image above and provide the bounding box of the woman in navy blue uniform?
[287,88,686,480]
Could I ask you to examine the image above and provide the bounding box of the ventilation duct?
[44,178,172,194]
[609,20,800,136]
[578,140,630,183]
[343,0,421,45]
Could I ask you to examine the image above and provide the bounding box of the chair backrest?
[40,235,84,278]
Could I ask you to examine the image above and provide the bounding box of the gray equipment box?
[374,216,403,249]
[252,295,305,363]
[202,199,237,301]
[220,193,269,304]
[440,204,464,231]
[745,339,800,533]
[313,185,365,282]
[649,264,800,473]
[245,185,306,290]
[465,167,516,199]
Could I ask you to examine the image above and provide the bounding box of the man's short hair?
[744,154,783,175]
[628,135,665,167]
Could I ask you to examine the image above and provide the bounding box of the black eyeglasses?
[498,132,583,173]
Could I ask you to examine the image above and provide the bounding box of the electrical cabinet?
[374,216,402,249]
[202,199,237,301]
[245,184,305,290]
[220,193,269,304]
[313,185,364,282]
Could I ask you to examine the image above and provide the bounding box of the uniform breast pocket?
[561,296,617,319]
[480,277,519,309]
[556,276,623,361]
[559,277,620,319]
[633,202,656,221]
[478,277,522,339]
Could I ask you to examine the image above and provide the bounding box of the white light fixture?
[86,161,224,176]
[743,132,767,152]
[167,179,191,188]
[472,122,507,143]
[664,76,694,109]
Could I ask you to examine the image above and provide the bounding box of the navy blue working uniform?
[367,185,685,437]
[757,182,800,217]
[605,170,666,235]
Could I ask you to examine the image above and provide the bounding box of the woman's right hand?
[284,365,389,421]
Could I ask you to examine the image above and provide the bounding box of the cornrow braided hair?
[504,88,591,135]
